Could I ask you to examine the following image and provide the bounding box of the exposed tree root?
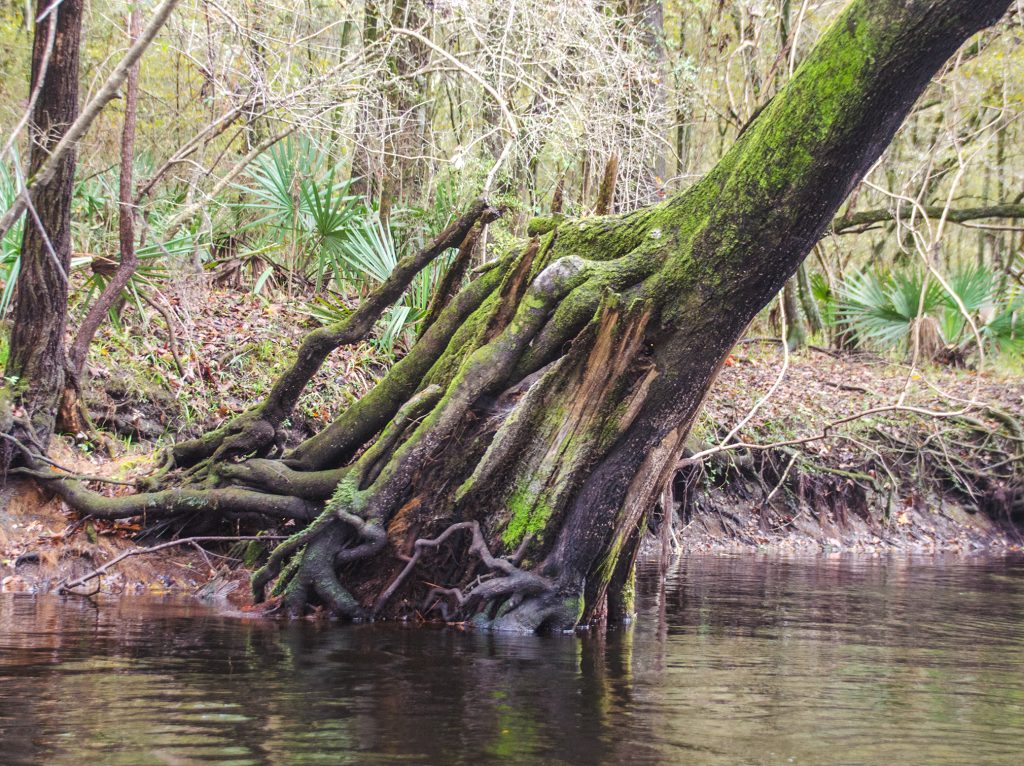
[170,200,498,470]
[377,520,577,633]
[215,460,348,499]
[283,250,511,471]
[38,464,318,521]
[275,523,366,618]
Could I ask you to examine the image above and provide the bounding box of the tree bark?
[348,0,382,201]
[782,277,807,350]
[796,261,824,335]
[60,7,142,433]
[3,0,83,462]
[594,153,619,215]
[43,0,1013,631]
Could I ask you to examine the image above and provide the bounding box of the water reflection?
[1,553,1022,765]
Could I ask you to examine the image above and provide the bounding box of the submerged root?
[376,520,579,632]
[254,513,380,619]
[251,470,388,611]
[487,589,585,633]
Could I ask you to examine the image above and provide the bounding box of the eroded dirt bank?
[659,345,1023,555]
[2,303,1021,600]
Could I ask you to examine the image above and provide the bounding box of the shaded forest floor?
[2,289,1022,597]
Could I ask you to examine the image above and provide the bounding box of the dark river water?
[1,553,1023,765]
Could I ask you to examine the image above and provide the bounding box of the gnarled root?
[487,588,585,633]
[377,521,582,632]
[274,523,366,618]
[252,477,388,615]
[42,468,317,521]
[216,459,348,499]
[171,409,280,471]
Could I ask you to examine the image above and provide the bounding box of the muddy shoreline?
[5,470,1020,602]
[3,342,1022,600]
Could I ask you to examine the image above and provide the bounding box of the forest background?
[0,0,1022,601]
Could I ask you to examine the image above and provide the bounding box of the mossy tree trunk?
[47,0,1011,631]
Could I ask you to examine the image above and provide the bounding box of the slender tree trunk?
[773,0,809,351]
[379,0,430,219]
[2,0,83,463]
[594,154,619,215]
[45,0,1012,631]
[628,0,667,204]
[674,17,693,181]
[782,277,807,350]
[349,0,382,201]
[796,261,824,335]
[60,7,141,433]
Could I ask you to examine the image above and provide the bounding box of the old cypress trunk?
[46,0,1011,631]
[3,0,83,462]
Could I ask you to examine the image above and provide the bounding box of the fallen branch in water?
[56,535,284,595]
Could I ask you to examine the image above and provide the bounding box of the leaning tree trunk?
[2,0,83,464]
[45,0,1010,631]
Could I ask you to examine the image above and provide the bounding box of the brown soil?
[4,295,1022,601]
[0,443,252,601]
[671,343,1024,555]
[79,288,388,444]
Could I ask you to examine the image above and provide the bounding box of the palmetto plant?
[2,152,196,326]
[73,165,200,329]
[323,212,453,353]
[0,160,25,315]
[241,136,362,289]
[810,271,837,327]
[242,137,456,353]
[837,264,1023,361]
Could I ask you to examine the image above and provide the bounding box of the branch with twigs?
[0,0,182,241]
[55,535,285,595]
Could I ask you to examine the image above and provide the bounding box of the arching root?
[376,521,582,632]
[251,500,386,607]
[216,459,349,499]
[250,446,393,616]
[171,410,279,472]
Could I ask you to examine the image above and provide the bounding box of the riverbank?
[1,290,1022,596]
[667,342,1023,555]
